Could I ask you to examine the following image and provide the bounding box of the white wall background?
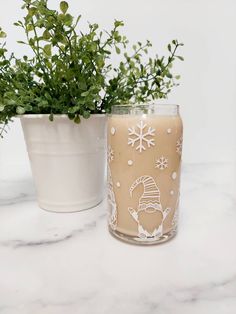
[0,0,236,176]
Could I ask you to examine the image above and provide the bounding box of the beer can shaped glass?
[107,104,183,245]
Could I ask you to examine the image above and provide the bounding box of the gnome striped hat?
[129,176,162,213]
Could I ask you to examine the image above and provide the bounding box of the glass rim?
[111,103,179,109]
[110,103,180,115]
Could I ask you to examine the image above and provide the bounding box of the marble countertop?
[0,163,235,314]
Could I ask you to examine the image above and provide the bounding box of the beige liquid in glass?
[107,111,183,244]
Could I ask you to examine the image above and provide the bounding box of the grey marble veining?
[0,163,236,314]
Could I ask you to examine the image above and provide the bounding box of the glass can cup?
[107,104,183,245]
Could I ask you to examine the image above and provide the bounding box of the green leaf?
[0,104,5,111]
[74,115,81,124]
[29,38,35,47]
[60,1,69,14]
[114,20,124,28]
[82,111,90,119]
[96,56,104,68]
[16,106,25,115]
[17,40,27,45]
[24,104,33,111]
[44,44,52,56]
[49,113,54,121]
[54,33,66,44]
[28,7,37,17]
[75,15,82,26]
[166,73,173,78]
[89,42,97,52]
[78,81,87,91]
[81,91,89,97]
[167,44,171,52]
[45,92,52,100]
[6,99,16,105]
[68,113,75,120]
[115,46,121,54]
[43,30,51,40]
[40,100,49,107]
[0,31,7,38]
[26,24,34,32]
[63,13,73,26]
[176,56,184,61]
[0,48,5,56]
[68,105,80,114]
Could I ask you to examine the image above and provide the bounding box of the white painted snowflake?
[128,120,155,153]
[155,156,168,170]
[176,136,183,155]
[107,146,114,163]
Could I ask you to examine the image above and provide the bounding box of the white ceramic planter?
[20,114,107,212]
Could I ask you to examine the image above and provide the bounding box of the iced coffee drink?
[107,104,183,244]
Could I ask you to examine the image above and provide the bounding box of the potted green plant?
[0,0,183,212]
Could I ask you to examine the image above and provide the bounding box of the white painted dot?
[167,128,172,134]
[170,190,174,195]
[172,172,177,180]
[111,127,116,135]
[128,160,133,166]
[116,182,121,187]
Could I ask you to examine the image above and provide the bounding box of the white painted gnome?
[128,175,171,239]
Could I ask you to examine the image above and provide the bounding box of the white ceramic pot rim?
[18,113,106,119]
